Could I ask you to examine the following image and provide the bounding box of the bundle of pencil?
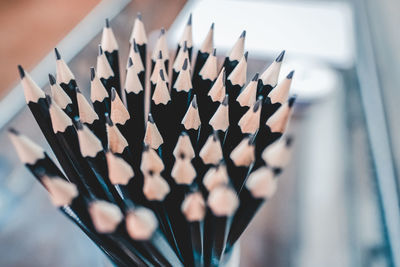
[10,12,297,267]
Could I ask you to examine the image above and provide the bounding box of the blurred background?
[0,0,399,266]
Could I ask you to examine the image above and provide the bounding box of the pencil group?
[10,12,298,267]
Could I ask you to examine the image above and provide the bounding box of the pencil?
[172,58,193,135]
[90,67,110,125]
[257,50,285,98]
[253,96,296,171]
[151,28,169,75]
[140,145,183,262]
[172,41,189,88]
[54,48,79,118]
[228,134,256,192]
[47,95,107,199]
[101,19,122,97]
[125,205,184,266]
[124,57,145,156]
[18,66,84,190]
[192,23,214,92]
[166,134,198,266]
[76,88,107,148]
[196,48,218,125]
[223,31,245,77]
[209,94,229,144]
[260,70,294,128]
[226,51,248,125]
[203,185,239,267]
[181,95,201,149]
[226,167,277,251]
[126,40,145,89]
[73,118,124,207]
[150,51,169,97]
[181,189,206,267]
[196,131,224,190]
[262,135,293,176]
[49,73,74,119]
[175,14,193,63]
[129,12,147,70]
[88,200,153,266]
[97,45,115,96]
[197,68,225,149]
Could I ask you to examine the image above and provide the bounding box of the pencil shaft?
[86,152,125,207]
[105,51,122,97]
[126,90,145,154]
[226,189,263,250]
[150,201,184,262]
[192,51,210,90]
[136,44,147,71]
[190,221,204,267]
[86,119,108,149]
[256,80,273,98]
[59,80,79,118]
[28,100,83,188]
[222,58,239,78]
[165,184,195,266]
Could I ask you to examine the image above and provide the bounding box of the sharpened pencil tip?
[110,87,117,101]
[244,51,248,61]
[98,45,103,55]
[182,58,188,71]
[54,48,61,60]
[240,30,246,38]
[137,12,142,21]
[73,117,83,130]
[8,128,19,135]
[159,69,165,81]
[187,13,192,25]
[48,74,56,85]
[288,95,297,107]
[222,94,229,106]
[192,95,198,108]
[128,57,133,68]
[287,70,295,79]
[17,65,25,79]
[160,28,165,35]
[105,18,110,28]
[105,112,113,126]
[252,73,259,81]
[276,50,285,62]
[90,67,95,81]
[212,48,216,56]
[148,113,154,123]
[211,22,215,30]
[253,97,262,112]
